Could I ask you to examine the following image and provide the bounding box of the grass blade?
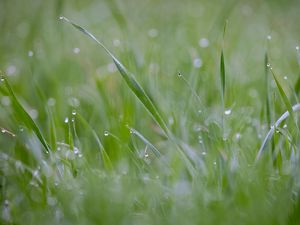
[128,126,161,158]
[76,113,113,170]
[59,16,169,135]
[220,50,225,101]
[60,17,196,177]
[264,53,271,126]
[256,103,300,161]
[0,73,51,154]
[270,68,296,124]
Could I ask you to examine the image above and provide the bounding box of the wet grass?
[1,0,300,224]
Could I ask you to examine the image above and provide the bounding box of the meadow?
[1,0,300,224]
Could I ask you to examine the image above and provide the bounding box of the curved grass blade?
[128,126,161,157]
[0,74,51,154]
[59,17,196,177]
[270,68,296,125]
[256,103,300,161]
[76,113,113,170]
[59,16,168,135]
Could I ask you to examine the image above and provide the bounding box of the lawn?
[1,0,300,224]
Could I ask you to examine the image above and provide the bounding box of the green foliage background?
[1,0,300,224]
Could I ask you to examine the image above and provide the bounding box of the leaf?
[0,74,51,154]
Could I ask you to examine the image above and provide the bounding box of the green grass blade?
[59,16,169,135]
[60,17,196,177]
[256,103,300,161]
[270,68,296,125]
[0,74,51,154]
[76,113,113,170]
[128,126,161,157]
[264,53,271,126]
[220,50,225,101]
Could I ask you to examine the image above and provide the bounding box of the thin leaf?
[76,113,113,170]
[60,17,196,177]
[128,126,161,157]
[0,74,50,154]
[59,16,168,135]
[264,53,271,126]
[270,68,296,124]
[220,50,225,101]
[256,103,300,161]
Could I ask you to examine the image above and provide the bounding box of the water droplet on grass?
[296,46,299,51]
[29,109,38,119]
[104,131,109,136]
[193,58,202,68]
[224,109,232,115]
[113,39,121,47]
[1,96,10,106]
[235,133,241,140]
[148,28,158,38]
[73,47,80,54]
[28,51,34,57]
[47,98,56,106]
[284,76,288,80]
[6,65,16,75]
[267,35,272,40]
[72,110,76,115]
[107,63,117,73]
[283,124,287,129]
[64,117,69,123]
[199,38,209,48]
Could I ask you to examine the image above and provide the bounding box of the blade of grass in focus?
[59,16,196,176]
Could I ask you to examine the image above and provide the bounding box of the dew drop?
[283,124,287,129]
[73,48,80,54]
[213,161,217,165]
[6,65,16,75]
[235,133,241,140]
[267,35,272,40]
[1,96,11,106]
[72,110,76,116]
[148,28,158,38]
[201,152,207,156]
[47,98,56,106]
[104,131,109,136]
[1,128,6,133]
[193,58,202,68]
[284,76,288,80]
[224,109,232,115]
[198,38,209,48]
[64,117,69,124]
[177,72,182,77]
[296,46,299,51]
[113,39,121,47]
[145,153,149,158]
[107,63,117,73]
[28,51,34,57]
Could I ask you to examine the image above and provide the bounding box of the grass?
[1,0,300,224]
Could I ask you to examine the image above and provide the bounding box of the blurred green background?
[1,0,300,224]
